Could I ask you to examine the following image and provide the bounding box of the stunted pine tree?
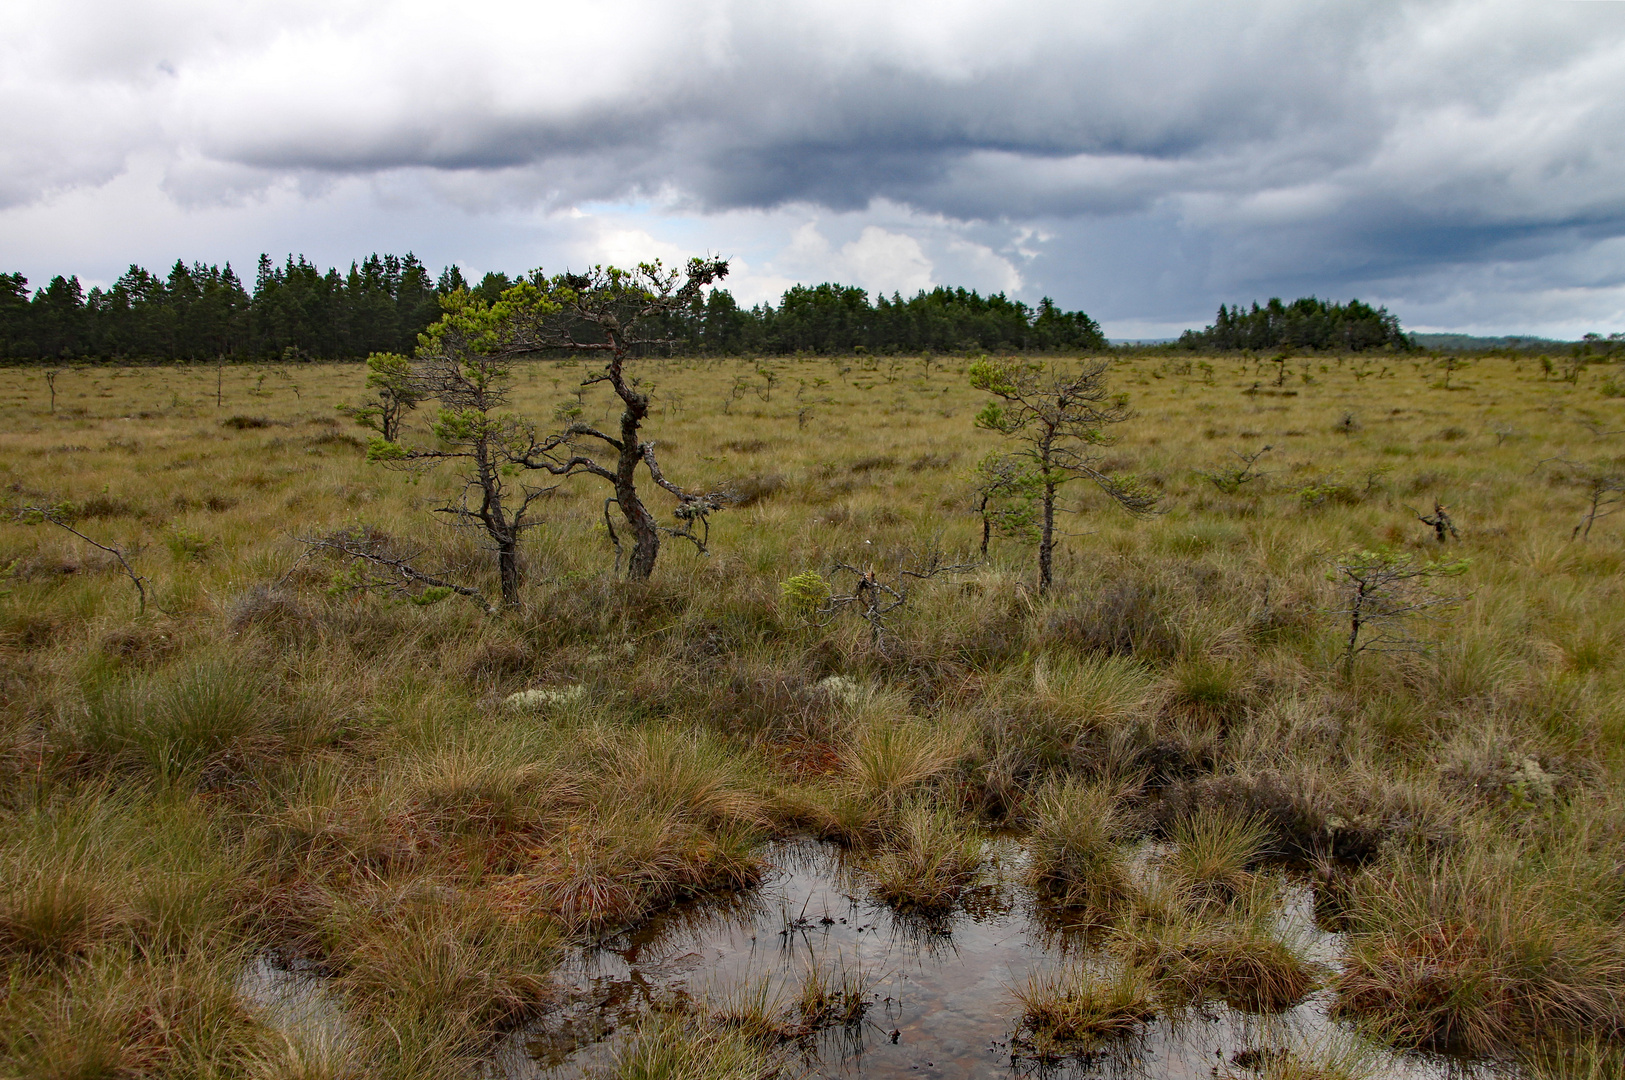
[1330,547,1469,673]
[368,293,555,607]
[970,357,1155,590]
[495,259,731,580]
[341,352,423,443]
[969,453,1039,557]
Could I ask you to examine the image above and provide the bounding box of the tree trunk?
[1038,439,1056,592]
[1038,481,1057,592]
[497,536,520,607]
[620,485,661,580]
[615,369,660,580]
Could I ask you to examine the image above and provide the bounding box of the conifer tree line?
[0,251,1421,362]
[1178,296,1410,352]
[0,255,1110,362]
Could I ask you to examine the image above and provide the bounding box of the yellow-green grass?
[1,352,1623,1074]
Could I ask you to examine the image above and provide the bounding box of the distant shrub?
[728,473,788,506]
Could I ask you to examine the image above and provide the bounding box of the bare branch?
[14,505,155,614]
[298,527,495,615]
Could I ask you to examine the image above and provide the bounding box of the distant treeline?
[0,255,1108,362]
[1178,297,1410,352]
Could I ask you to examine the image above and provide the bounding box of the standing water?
[494,839,1493,1080]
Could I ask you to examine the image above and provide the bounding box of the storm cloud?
[3,0,1623,335]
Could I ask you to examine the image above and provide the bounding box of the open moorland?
[3,351,1625,1079]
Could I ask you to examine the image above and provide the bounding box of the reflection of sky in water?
[496,840,1502,1080]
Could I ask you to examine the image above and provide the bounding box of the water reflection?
[503,839,1494,1080]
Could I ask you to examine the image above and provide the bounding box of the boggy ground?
[0,351,1623,1078]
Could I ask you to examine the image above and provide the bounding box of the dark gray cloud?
[2,0,1623,335]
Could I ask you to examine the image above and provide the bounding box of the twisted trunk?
[609,350,661,580]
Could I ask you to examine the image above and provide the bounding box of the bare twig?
[14,505,154,613]
[804,547,979,647]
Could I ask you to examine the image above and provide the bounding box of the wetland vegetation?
[2,314,1624,1078]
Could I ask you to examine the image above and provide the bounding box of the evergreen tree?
[0,273,29,359]
[1180,296,1409,351]
[0,256,1114,361]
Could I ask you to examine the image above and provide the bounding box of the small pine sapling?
[1573,471,1625,542]
[781,549,977,648]
[340,352,424,443]
[1329,547,1470,672]
[969,453,1040,556]
[1201,445,1273,494]
[969,357,1156,590]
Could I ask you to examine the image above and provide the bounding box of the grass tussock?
[1333,825,1625,1054]
[0,789,243,960]
[589,1013,791,1080]
[1164,812,1272,907]
[59,656,282,785]
[1116,874,1321,1013]
[1024,778,1133,913]
[1013,963,1158,1046]
[865,801,984,913]
[1218,1040,1379,1080]
[1128,918,1319,1012]
[325,882,558,1043]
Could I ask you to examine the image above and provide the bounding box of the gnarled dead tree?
[1408,500,1459,543]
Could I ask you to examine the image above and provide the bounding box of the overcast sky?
[3,1,1624,338]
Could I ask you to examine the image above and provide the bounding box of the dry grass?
[1119,878,1321,1013]
[1164,812,1273,907]
[1,352,1623,1072]
[864,801,984,913]
[1333,819,1625,1053]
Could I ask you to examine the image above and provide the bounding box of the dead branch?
[298,527,495,614]
[14,505,154,614]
